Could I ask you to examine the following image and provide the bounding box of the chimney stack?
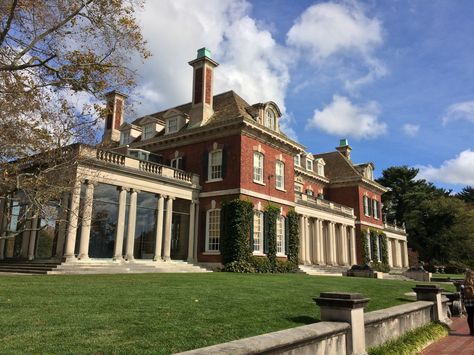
[188,48,219,127]
[102,91,128,144]
[336,138,352,160]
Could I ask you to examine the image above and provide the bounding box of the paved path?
[421,317,474,354]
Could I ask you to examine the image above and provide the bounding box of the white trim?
[253,151,264,183]
[199,188,295,206]
[208,149,223,181]
[205,208,221,252]
[252,211,264,254]
[275,160,285,190]
[205,178,223,184]
[356,220,385,229]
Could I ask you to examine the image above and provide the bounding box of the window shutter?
[284,216,289,255]
[263,212,269,254]
[249,213,254,250]
[221,148,227,179]
[202,151,209,180]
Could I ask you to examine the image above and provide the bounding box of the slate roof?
[314,151,362,180]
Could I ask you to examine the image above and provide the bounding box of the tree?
[456,186,474,205]
[0,1,149,231]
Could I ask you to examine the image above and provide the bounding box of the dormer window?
[166,117,178,134]
[294,154,301,167]
[142,124,155,140]
[316,158,325,177]
[306,159,313,171]
[120,131,130,145]
[265,109,276,130]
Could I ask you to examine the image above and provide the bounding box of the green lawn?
[0,273,452,354]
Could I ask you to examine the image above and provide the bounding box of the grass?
[0,273,454,354]
[368,322,450,355]
[431,273,464,279]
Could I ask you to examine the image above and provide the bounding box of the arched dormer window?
[265,108,276,131]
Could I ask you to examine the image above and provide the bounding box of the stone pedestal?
[315,292,370,355]
[413,285,451,325]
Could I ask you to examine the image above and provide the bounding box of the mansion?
[0,48,409,271]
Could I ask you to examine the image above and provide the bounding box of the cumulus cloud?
[287,1,385,91]
[402,123,420,137]
[417,150,474,185]
[442,100,474,125]
[132,0,291,130]
[306,95,387,139]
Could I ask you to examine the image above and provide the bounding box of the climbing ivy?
[265,204,279,269]
[286,208,300,268]
[361,229,371,264]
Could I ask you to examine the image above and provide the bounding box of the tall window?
[275,161,284,190]
[253,152,264,183]
[208,150,222,180]
[120,131,130,145]
[143,124,155,140]
[265,109,275,130]
[166,117,178,133]
[294,154,301,167]
[317,163,324,176]
[306,159,313,171]
[171,157,182,170]
[253,211,263,253]
[206,209,221,252]
[363,196,370,216]
[276,216,285,255]
[373,200,380,219]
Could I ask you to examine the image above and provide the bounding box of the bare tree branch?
[0,0,18,46]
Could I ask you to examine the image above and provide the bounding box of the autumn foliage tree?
[0,0,149,222]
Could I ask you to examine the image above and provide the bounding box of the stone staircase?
[298,264,350,277]
[0,260,61,275]
[49,259,212,275]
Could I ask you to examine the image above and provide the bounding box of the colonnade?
[386,237,409,268]
[298,215,357,266]
[58,180,198,262]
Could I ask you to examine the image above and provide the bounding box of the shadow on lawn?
[286,315,319,325]
[396,297,416,303]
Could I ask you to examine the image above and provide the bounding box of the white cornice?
[199,188,295,206]
[294,166,329,184]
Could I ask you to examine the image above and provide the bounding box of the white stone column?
[78,181,95,260]
[395,240,402,267]
[113,187,128,260]
[298,215,305,264]
[125,189,138,261]
[317,219,324,264]
[187,200,196,262]
[341,225,348,265]
[55,193,70,258]
[153,194,165,261]
[350,227,357,266]
[328,222,336,265]
[311,219,318,264]
[193,202,200,261]
[0,196,6,260]
[64,181,82,260]
[163,196,174,261]
[387,237,393,267]
[304,216,311,264]
[27,213,39,260]
[403,241,409,267]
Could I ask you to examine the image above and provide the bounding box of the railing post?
[315,292,370,355]
[413,285,451,324]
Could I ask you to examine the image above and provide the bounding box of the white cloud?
[306,95,387,139]
[403,123,420,137]
[417,150,474,185]
[132,0,291,131]
[287,1,385,91]
[442,100,474,125]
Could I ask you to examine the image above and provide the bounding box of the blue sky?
[131,0,474,192]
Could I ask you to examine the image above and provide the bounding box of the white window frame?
[275,160,285,190]
[171,157,182,170]
[276,216,285,255]
[207,150,223,181]
[306,159,313,171]
[294,154,300,167]
[253,211,264,254]
[363,196,370,216]
[265,109,275,130]
[205,209,221,253]
[166,117,178,134]
[373,200,379,219]
[317,163,324,176]
[253,152,264,184]
[120,131,130,145]
[142,124,155,140]
[306,189,314,197]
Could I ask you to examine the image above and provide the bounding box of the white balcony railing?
[295,192,354,217]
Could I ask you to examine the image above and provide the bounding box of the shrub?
[222,260,255,273]
[370,230,379,263]
[361,230,370,264]
[250,256,272,273]
[287,209,300,266]
[371,261,390,273]
[265,204,279,270]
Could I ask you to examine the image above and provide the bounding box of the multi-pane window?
[306,159,313,171]
[253,152,264,183]
[373,200,380,219]
[265,109,275,130]
[253,211,263,253]
[294,154,300,167]
[167,117,178,133]
[143,124,155,140]
[276,216,285,255]
[363,196,370,216]
[208,150,222,180]
[275,161,284,190]
[206,209,221,252]
[317,163,324,176]
[120,131,130,145]
[171,157,182,170]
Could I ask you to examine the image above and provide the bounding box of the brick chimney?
[102,91,127,144]
[336,138,352,160]
[188,48,219,127]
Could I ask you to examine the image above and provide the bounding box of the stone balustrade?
[296,193,354,217]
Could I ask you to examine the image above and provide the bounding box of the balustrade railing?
[96,150,125,165]
[295,193,354,217]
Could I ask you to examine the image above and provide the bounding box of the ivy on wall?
[220,199,254,265]
[370,230,379,263]
[361,229,371,264]
[379,232,389,265]
[265,204,279,269]
[286,208,300,268]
